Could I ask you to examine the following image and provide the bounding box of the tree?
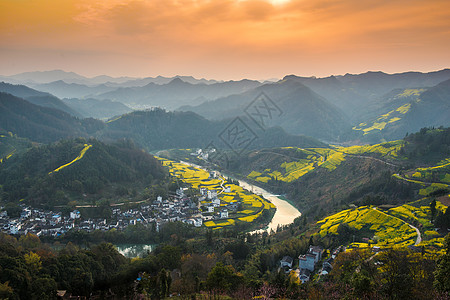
[31,277,57,300]
[4,202,21,218]
[430,199,437,222]
[435,207,450,229]
[0,281,14,299]
[19,233,41,249]
[206,262,242,293]
[434,234,450,293]
[24,252,42,273]
[157,245,181,270]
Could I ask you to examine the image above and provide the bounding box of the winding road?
[373,207,422,246]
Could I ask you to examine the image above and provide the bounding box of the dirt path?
[374,207,422,246]
[75,199,149,208]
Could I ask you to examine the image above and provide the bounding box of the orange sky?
[1,0,449,80]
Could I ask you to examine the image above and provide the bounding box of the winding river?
[180,161,302,234]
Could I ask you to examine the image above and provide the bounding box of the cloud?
[1,0,449,78]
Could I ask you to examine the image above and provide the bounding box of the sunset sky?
[1,0,449,80]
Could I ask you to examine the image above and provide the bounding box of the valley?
[1,70,450,299]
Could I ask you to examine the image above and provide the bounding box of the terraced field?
[317,198,448,254]
[317,206,417,248]
[404,158,450,186]
[246,141,402,184]
[158,158,275,229]
[352,88,424,135]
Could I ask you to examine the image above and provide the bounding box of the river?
[180,161,302,234]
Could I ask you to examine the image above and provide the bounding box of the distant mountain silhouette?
[0,82,82,117]
[32,80,116,99]
[179,79,352,142]
[62,98,132,120]
[281,69,450,120]
[352,79,450,142]
[96,78,262,109]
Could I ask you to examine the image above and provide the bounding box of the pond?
[115,244,156,258]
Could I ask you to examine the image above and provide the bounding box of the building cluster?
[0,206,83,237]
[0,184,240,237]
[0,192,199,236]
[198,186,237,221]
[280,245,344,284]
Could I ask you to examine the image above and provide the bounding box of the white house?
[207,206,214,213]
[299,269,311,284]
[176,188,184,197]
[225,186,232,193]
[280,256,293,269]
[193,218,203,227]
[212,198,221,206]
[220,209,228,219]
[207,190,217,200]
[10,224,19,235]
[70,210,81,219]
[52,214,62,224]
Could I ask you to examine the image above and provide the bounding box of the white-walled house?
[220,209,228,219]
[70,210,81,219]
[207,190,217,200]
[194,218,203,227]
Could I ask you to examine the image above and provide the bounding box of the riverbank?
[179,160,302,234]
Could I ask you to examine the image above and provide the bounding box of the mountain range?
[0,92,323,151]
[1,69,450,144]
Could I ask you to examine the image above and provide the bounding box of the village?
[0,181,240,237]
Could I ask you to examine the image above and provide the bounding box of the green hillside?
[163,127,450,222]
[101,108,325,151]
[0,138,166,207]
[353,80,450,142]
[0,92,104,143]
[0,131,33,164]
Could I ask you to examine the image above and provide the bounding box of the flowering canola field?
[247,141,402,183]
[158,158,275,229]
[48,144,92,175]
[318,199,448,253]
[317,206,417,248]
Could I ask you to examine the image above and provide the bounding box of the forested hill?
[0,82,82,117]
[0,138,166,207]
[100,108,326,150]
[0,92,104,143]
[0,92,324,151]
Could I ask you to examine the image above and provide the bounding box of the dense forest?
[1,225,449,299]
[0,138,167,207]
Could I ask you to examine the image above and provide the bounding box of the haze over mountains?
[1,68,450,146]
